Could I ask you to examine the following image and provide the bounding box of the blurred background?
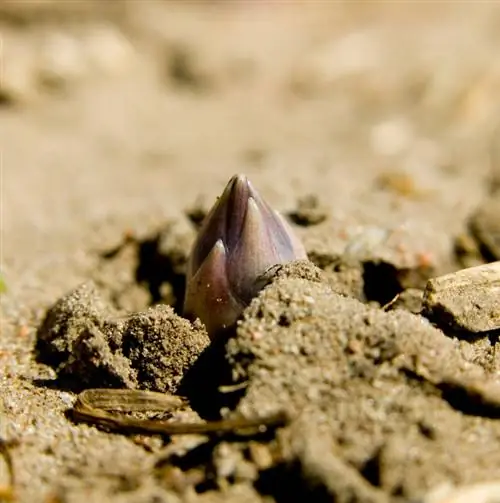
[2,0,500,295]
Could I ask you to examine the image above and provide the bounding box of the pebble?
[422,261,500,334]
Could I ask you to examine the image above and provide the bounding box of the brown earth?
[2,2,500,503]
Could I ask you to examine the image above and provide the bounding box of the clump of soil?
[32,236,500,502]
[30,214,500,503]
[36,281,209,392]
[226,273,500,501]
[304,220,440,307]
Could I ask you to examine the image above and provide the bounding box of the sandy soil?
[2,2,500,502]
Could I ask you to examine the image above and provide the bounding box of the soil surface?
[2,2,500,503]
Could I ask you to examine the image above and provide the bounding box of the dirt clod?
[226,275,500,501]
[36,282,210,392]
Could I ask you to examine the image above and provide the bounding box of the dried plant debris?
[36,282,209,392]
[383,288,424,314]
[72,388,289,438]
[422,261,500,335]
[226,275,500,501]
[469,196,500,261]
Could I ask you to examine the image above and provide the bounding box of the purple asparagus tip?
[183,174,307,339]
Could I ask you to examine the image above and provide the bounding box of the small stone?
[36,282,210,392]
[422,261,500,335]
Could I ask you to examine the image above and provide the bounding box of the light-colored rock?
[423,261,500,334]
